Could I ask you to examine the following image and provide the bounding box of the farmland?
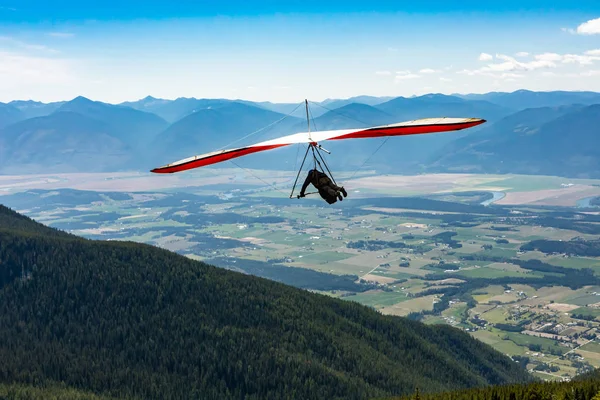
[3,170,600,381]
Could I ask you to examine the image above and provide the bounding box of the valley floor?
[4,170,600,381]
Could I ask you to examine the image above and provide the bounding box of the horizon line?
[4,88,600,106]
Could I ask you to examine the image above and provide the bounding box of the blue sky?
[0,1,599,103]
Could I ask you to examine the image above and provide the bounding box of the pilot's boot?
[337,192,343,201]
[340,187,347,197]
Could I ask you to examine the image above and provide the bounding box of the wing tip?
[150,167,172,174]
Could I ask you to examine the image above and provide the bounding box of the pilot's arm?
[299,172,313,197]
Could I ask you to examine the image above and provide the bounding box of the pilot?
[298,169,347,204]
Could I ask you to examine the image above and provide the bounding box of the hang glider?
[150,115,485,174]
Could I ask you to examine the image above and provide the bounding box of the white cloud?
[532,51,600,65]
[0,51,73,88]
[394,73,420,83]
[395,70,411,74]
[562,54,599,65]
[515,52,529,57]
[576,17,600,35]
[494,54,513,62]
[475,54,557,73]
[478,52,493,61]
[375,70,392,75]
[561,27,576,34]
[472,50,600,73]
[419,68,439,74]
[439,77,452,82]
[483,62,516,72]
[458,69,524,79]
[535,53,562,62]
[48,32,74,38]
[454,47,600,87]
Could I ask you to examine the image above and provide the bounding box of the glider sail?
[151,116,485,174]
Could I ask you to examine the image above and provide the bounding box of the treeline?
[520,216,600,235]
[572,313,597,321]
[394,369,600,400]
[521,239,600,257]
[459,255,598,289]
[494,323,524,332]
[431,231,462,249]
[348,231,466,254]
[409,284,477,318]
[210,256,379,292]
[347,240,407,251]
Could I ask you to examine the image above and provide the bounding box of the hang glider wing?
[150,117,485,174]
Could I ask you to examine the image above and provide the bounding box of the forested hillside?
[0,205,531,400]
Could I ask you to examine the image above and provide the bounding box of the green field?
[498,331,567,355]
[548,257,600,270]
[564,294,600,306]
[295,251,355,264]
[457,267,542,279]
[571,307,600,318]
[349,291,409,308]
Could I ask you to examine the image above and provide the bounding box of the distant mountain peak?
[69,96,95,105]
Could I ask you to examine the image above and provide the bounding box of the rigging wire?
[289,144,313,198]
[308,100,389,182]
[215,101,305,151]
[347,137,390,181]
[228,159,290,196]
[308,100,373,128]
[307,102,319,132]
[216,101,305,193]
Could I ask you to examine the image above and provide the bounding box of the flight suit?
[299,169,346,204]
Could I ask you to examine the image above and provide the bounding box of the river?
[481,191,506,206]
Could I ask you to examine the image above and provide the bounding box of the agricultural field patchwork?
[3,171,600,381]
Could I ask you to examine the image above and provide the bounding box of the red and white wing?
[150,117,485,173]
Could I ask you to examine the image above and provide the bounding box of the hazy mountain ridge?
[8,100,66,119]
[375,93,515,122]
[456,89,600,110]
[0,111,133,173]
[428,103,600,177]
[1,90,599,176]
[56,96,169,147]
[0,103,24,129]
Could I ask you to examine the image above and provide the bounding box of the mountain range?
[1,89,599,177]
[428,103,600,178]
[0,204,531,399]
